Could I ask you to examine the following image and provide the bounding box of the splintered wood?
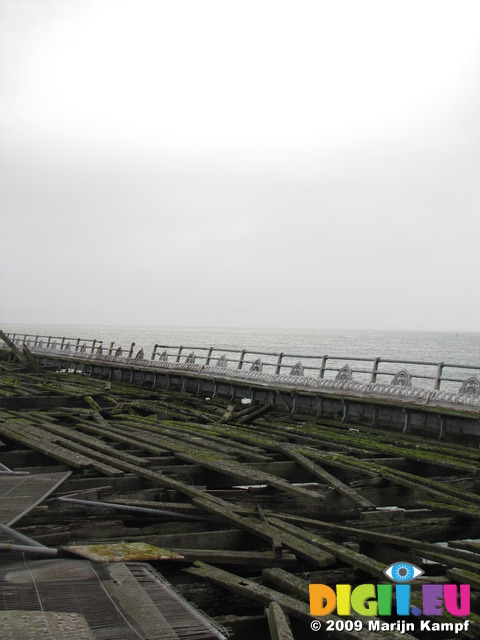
[0,360,479,639]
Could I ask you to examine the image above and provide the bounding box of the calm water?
[3,323,479,366]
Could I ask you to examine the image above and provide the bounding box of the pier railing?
[150,344,479,392]
[4,332,480,410]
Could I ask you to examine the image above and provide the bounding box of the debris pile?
[0,358,479,639]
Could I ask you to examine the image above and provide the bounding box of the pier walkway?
[2,331,479,443]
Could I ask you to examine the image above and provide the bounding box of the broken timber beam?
[266,602,294,640]
[0,330,40,372]
[267,517,385,578]
[185,561,311,622]
[267,514,480,573]
[192,497,335,567]
[277,443,375,509]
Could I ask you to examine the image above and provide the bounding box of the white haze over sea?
[3,324,479,367]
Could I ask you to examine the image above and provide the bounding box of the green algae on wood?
[64,541,185,562]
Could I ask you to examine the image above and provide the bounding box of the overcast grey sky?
[1,0,479,331]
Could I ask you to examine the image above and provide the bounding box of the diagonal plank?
[277,443,375,509]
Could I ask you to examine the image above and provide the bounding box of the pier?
[2,331,480,443]
[0,331,479,639]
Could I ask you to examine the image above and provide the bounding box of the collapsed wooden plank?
[0,330,39,372]
[277,443,375,509]
[14,412,149,467]
[63,542,185,562]
[95,418,240,463]
[447,568,480,591]
[0,420,124,476]
[185,561,311,622]
[263,567,312,600]
[416,500,480,519]
[145,421,271,462]
[266,514,480,573]
[301,448,480,510]
[267,517,385,578]
[169,548,297,568]
[266,601,295,640]
[272,418,480,472]
[73,416,171,456]
[178,454,325,505]
[192,497,336,567]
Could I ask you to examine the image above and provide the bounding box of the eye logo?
[384,562,424,583]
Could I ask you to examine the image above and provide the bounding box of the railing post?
[206,347,214,366]
[238,350,246,370]
[128,342,136,359]
[60,337,66,350]
[47,336,51,348]
[109,341,115,355]
[275,353,284,375]
[434,362,444,390]
[319,355,327,378]
[151,344,159,361]
[34,335,39,347]
[371,357,381,383]
[176,346,183,362]
[91,339,97,354]
[75,338,80,352]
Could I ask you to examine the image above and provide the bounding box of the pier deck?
[0,335,479,638]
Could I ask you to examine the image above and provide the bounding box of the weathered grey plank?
[277,443,375,509]
[266,602,294,640]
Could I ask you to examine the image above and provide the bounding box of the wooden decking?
[0,358,479,638]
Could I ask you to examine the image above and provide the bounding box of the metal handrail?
[4,332,480,393]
